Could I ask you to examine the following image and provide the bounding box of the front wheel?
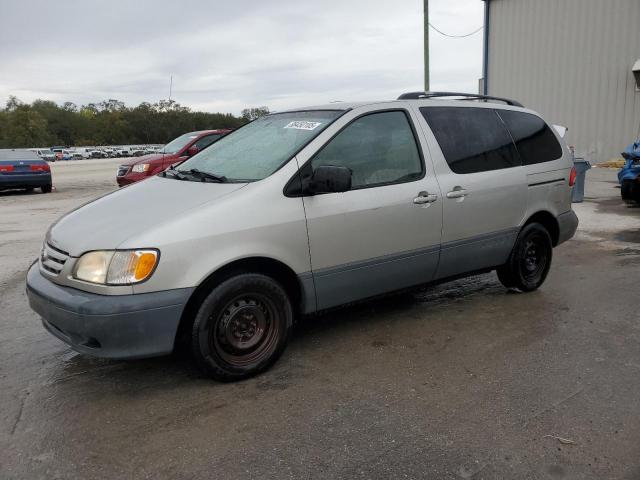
[621,180,639,204]
[497,222,552,292]
[191,273,293,381]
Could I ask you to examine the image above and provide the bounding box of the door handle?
[446,188,468,199]
[413,191,438,204]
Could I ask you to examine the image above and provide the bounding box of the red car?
[116,129,231,186]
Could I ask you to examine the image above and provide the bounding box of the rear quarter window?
[496,110,563,165]
[420,106,520,174]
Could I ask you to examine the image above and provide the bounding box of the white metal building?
[481,0,640,162]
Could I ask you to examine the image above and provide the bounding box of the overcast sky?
[0,0,484,115]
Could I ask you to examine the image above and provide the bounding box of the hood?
[48,176,246,256]
[122,153,169,166]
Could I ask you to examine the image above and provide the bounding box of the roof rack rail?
[397,91,523,107]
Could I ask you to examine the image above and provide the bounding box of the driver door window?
[310,110,423,188]
[194,134,221,151]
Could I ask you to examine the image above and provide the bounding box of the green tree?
[0,105,52,148]
[0,96,249,148]
[5,95,22,111]
[241,106,270,122]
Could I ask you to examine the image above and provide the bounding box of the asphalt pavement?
[1,161,639,479]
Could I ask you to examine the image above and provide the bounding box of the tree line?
[0,96,270,148]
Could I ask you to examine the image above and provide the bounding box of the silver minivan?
[27,92,579,381]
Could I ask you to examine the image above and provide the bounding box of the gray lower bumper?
[0,173,51,188]
[557,210,579,245]
[26,264,193,359]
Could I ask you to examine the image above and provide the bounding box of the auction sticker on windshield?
[284,121,322,130]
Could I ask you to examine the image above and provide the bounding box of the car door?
[415,104,527,279]
[297,106,443,310]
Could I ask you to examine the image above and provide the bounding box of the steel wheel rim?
[211,293,280,367]
[521,235,548,280]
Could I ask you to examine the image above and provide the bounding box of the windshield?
[176,110,343,182]
[162,132,200,154]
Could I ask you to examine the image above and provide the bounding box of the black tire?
[621,180,638,204]
[41,184,52,193]
[25,187,34,193]
[497,222,553,292]
[191,273,293,381]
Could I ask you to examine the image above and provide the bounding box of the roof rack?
[397,91,523,107]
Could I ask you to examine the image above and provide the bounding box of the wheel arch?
[523,211,560,246]
[174,256,305,350]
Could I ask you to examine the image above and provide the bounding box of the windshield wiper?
[184,168,227,183]
[161,168,188,180]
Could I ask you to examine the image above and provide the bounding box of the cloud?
[0,0,484,115]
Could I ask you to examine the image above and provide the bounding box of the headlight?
[73,249,159,285]
[132,163,150,173]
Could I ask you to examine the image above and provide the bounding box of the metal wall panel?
[487,0,640,161]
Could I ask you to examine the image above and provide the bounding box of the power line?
[429,22,483,38]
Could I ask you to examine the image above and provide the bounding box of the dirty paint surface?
[1,164,639,479]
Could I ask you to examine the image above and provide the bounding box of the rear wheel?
[41,184,52,193]
[191,274,293,381]
[25,187,34,193]
[497,222,552,292]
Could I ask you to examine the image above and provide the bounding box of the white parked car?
[67,149,88,160]
[35,149,56,162]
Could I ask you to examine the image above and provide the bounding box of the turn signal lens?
[134,252,158,281]
[569,166,577,187]
[106,250,159,285]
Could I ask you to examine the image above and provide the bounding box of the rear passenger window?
[420,107,520,174]
[311,110,423,188]
[497,110,563,165]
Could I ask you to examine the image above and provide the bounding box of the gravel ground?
[1,163,639,479]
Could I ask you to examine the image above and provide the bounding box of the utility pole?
[424,0,430,92]
[169,75,173,102]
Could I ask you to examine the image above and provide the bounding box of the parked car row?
[30,145,164,162]
[4,130,234,194]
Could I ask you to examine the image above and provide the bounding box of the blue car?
[0,150,53,193]
[619,141,640,204]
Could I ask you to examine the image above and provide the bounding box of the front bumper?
[0,172,51,189]
[116,173,148,186]
[557,210,579,245]
[26,264,193,359]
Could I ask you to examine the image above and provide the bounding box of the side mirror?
[307,165,352,194]
[187,145,199,156]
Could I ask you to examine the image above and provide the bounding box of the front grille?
[117,165,129,177]
[41,242,69,275]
